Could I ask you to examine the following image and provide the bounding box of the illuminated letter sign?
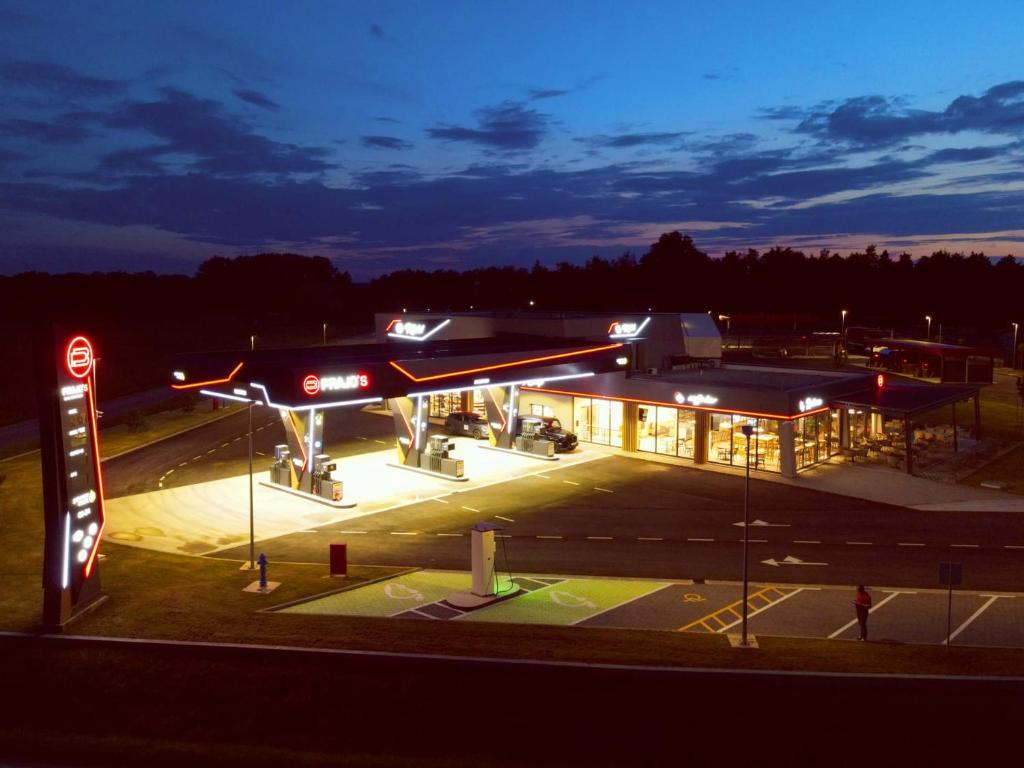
[798,396,824,412]
[608,317,651,339]
[673,391,719,407]
[34,328,106,628]
[304,372,370,395]
[877,373,885,388]
[386,317,451,341]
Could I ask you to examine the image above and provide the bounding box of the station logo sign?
[608,317,650,339]
[65,335,95,379]
[798,396,824,412]
[302,372,370,396]
[386,317,451,341]
[673,391,719,407]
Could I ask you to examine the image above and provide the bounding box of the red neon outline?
[385,318,400,332]
[388,343,624,383]
[606,320,620,334]
[171,361,244,390]
[83,374,105,578]
[65,336,94,380]
[520,385,830,421]
[877,374,885,388]
[303,374,320,396]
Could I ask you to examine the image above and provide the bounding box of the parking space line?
[827,590,904,639]
[462,506,481,513]
[390,531,419,536]
[206,449,216,454]
[436,533,463,537]
[571,583,673,626]
[536,535,562,540]
[373,439,386,444]
[688,537,714,542]
[593,487,613,493]
[337,530,367,534]
[494,514,515,522]
[192,456,202,461]
[432,498,450,505]
[944,595,1005,645]
[950,544,979,548]
[716,588,806,633]
[1004,545,1024,550]
[587,536,613,541]
[637,537,663,541]
[846,541,872,545]
[793,540,820,544]
[535,474,551,479]
[679,586,789,633]
[746,539,768,544]
[178,462,188,467]
[562,480,579,486]
[220,442,230,448]
[165,468,174,475]
[897,542,925,547]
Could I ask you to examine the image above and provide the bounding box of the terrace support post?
[778,420,797,478]
[905,418,914,475]
[952,403,958,453]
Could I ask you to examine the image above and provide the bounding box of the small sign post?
[939,562,963,648]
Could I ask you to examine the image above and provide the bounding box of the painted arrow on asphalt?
[762,555,828,567]
[733,519,792,528]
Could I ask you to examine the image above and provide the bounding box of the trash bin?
[329,542,347,577]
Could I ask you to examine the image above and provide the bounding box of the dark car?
[517,416,578,452]
[444,411,489,439]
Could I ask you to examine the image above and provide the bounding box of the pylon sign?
[34,326,106,628]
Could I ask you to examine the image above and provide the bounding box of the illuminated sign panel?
[798,396,824,412]
[35,329,106,628]
[608,317,651,339]
[302,372,370,396]
[673,391,719,407]
[386,317,451,341]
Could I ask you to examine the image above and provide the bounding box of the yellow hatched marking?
[678,586,792,633]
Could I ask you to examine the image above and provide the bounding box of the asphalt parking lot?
[278,570,1024,649]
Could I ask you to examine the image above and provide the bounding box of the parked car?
[444,411,489,439]
[517,416,578,452]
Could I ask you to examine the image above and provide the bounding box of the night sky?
[1,1,1023,277]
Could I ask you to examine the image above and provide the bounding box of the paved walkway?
[104,437,606,555]
[279,569,1024,649]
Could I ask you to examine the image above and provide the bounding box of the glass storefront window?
[637,404,694,460]
[429,392,460,418]
[677,410,696,459]
[655,406,677,455]
[795,411,834,469]
[573,397,623,447]
[708,414,780,472]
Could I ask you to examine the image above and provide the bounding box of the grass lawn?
[963,444,1024,495]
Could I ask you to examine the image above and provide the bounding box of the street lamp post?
[250,334,255,350]
[840,309,847,338]
[1013,323,1019,370]
[247,399,255,570]
[322,322,327,345]
[718,314,731,333]
[740,422,754,647]
[926,316,932,341]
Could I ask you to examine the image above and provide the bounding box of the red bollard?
[329,543,347,577]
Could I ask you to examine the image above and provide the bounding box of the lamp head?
[741,424,754,438]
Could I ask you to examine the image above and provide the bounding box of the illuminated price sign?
[35,328,106,627]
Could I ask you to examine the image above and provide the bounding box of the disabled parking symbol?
[682,593,706,603]
[550,591,597,609]
[384,583,423,601]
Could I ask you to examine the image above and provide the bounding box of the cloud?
[0,59,125,98]
[529,88,572,100]
[100,87,336,176]
[791,81,1024,146]
[0,148,28,164]
[233,89,280,111]
[375,116,401,124]
[361,135,414,150]
[0,114,93,143]
[370,23,384,39]
[576,131,688,149]
[703,73,721,81]
[427,101,549,150]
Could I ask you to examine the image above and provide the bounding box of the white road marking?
[436,533,463,537]
[846,541,873,545]
[746,539,768,544]
[255,451,265,456]
[897,542,925,547]
[355,436,368,440]
[593,487,613,493]
[462,506,481,513]
[562,480,579,486]
[950,544,979,548]
[233,437,242,442]
[496,534,511,539]
[338,530,367,534]
[637,537,663,541]
[297,530,319,534]
[178,462,188,467]
[944,595,1006,645]
[390,531,419,536]
[793,540,820,544]
[206,449,216,455]
[828,591,904,639]
[373,439,386,444]
[432,498,450,505]
[716,588,806,633]
[220,443,230,448]
[688,537,714,542]
[536,535,562,540]
[535,474,551,479]
[256,426,264,431]
[571,583,673,626]
[494,514,515,522]
[587,536,613,541]
[158,482,163,489]
[1005,545,1024,550]
[192,456,202,461]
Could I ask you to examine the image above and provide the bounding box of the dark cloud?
[101,87,336,176]
[0,148,28,164]
[703,73,721,81]
[0,60,124,98]
[576,131,688,149]
[361,135,414,150]
[924,146,1005,164]
[427,101,549,150]
[0,114,93,143]
[97,145,170,174]
[792,81,1024,146]
[233,89,280,111]
[375,116,401,124]
[370,23,384,39]
[756,105,815,121]
[529,88,572,100]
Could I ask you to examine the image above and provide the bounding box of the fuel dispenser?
[311,454,343,502]
[420,434,465,478]
[514,419,556,458]
[269,444,291,486]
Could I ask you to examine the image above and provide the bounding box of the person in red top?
[854,585,872,641]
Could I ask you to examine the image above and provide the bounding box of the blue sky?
[1,0,1023,276]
